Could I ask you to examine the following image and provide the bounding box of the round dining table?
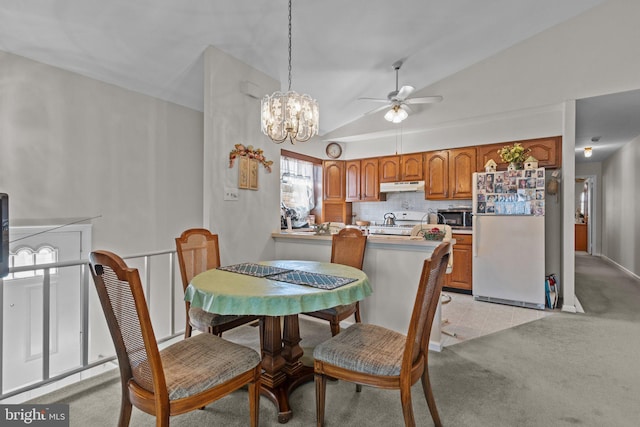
[185,259,372,424]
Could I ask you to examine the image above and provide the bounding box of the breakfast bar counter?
[271,231,454,351]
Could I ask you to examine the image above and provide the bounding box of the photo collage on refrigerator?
[476,168,545,216]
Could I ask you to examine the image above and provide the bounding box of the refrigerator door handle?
[472,215,478,257]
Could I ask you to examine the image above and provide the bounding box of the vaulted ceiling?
[4,0,635,162]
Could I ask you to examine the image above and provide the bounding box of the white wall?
[0,50,205,367]
[0,51,204,253]
[203,46,283,264]
[601,136,640,276]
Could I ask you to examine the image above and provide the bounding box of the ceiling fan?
[359,60,443,123]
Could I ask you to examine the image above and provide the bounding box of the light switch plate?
[224,187,239,201]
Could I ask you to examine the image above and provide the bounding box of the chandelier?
[384,105,408,124]
[261,0,319,144]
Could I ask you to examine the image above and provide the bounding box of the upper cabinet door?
[345,160,361,202]
[323,160,345,201]
[476,136,562,171]
[360,158,381,201]
[401,153,424,181]
[526,137,561,168]
[379,155,400,183]
[449,148,476,199]
[425,150,449,199]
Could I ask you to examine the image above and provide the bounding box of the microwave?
[437,208,472,229]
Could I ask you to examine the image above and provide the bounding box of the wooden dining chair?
[313,242,450,427]
[176,228,259,338]
[303,227,367,336]
[89,250,261,427]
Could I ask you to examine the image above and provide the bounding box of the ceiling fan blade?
[396,85,415,100]
[358,97,392,103]
[364,104,393,116]
[404,95,444,105]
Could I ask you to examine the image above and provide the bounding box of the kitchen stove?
[368,224,416,236]
[368,211,429,236]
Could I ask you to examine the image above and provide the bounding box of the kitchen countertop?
[272,231,454,247]
[450,228,473,235]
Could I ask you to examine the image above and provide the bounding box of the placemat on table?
[267,270,357,290]
[217,263,292,278]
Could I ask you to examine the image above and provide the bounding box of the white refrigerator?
[472,168,546,310]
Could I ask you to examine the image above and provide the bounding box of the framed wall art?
[238,156,250,189]
[249,158,259,190]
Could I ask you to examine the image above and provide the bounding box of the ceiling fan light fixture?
[584,146,593,158]
[261,0,318,144]
[384,105,408,123]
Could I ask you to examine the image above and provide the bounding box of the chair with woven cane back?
[303,227,367,336]
[176,228,259,338]
[89,250,262,427]
[313,241,450,427]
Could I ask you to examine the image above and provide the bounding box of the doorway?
[3,224,91,391]
[575,175,596,255]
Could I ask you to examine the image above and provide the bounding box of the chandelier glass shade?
[261,0,318,144]
[384,105,408,123]
[261,91,319,143]
[584,146,593,158]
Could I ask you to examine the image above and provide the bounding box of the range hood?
[379,181,425,193]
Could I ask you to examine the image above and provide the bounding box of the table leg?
[259,316,287,389]
[259,315,314,424]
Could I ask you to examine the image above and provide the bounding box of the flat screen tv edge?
[1,193,8,278]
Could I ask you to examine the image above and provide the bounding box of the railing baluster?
[42,268,51,382]
[1,249,182,401]
[145,256,151,309]
[81,264,90,367]
[169,253,176,335]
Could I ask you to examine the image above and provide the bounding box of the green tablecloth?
[185,260,372,316]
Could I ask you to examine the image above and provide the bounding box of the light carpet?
[29,253,640,426]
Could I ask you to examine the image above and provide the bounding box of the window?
[280,150,322,227]
[8,246,58,279]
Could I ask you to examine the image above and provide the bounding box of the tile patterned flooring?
[440,292,553,347]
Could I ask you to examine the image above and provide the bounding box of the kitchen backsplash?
[353,192,472,224]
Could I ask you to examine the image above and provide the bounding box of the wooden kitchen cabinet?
[379,155,400,182]
[444,233,473,293]
[323,160,346,201]
[575,223,587,251]
[476,136,562,171]
[379,153,424,182]
[323,160,352,223]
[424,150,448,199]
[400,153,424,181]
[346,158,385,202]
[323,201,352,224]
[424,147,476,200]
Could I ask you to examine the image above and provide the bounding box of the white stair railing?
[0,249,182,401]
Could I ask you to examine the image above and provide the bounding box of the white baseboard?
[601,255,640,280]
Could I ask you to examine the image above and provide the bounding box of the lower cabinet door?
[445,234,472,292]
